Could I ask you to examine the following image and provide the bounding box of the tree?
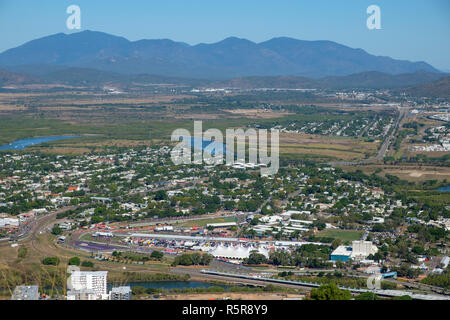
[269,250,292,266]
[309,283,352,300]
[132,286,146,295]
[391,295,412,300]
[312,220,326,231]
[331,239,342,250]
[224,201,235,210]
[69,257,81,266]
[245,251,268,265]
[191,253,201,265]
[355,292,381,300]
[154,190,167,201]
[150,251,164,260]
[171,253,213,266]
[81,260,94,268]
[51,225,62,235]
[200,253,213,265]
[42,257,60,266]
[420,273,450,289]
[373,252,383,262]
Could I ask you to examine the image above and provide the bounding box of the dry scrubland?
[279,133,378,160]
[339,165,450,182]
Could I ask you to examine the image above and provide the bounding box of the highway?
[329,106,409,167]
[199,269,450,300]
[375,106,408,161]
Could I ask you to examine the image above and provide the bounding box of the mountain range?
[213,71,448,90]
[0,30,441,79]
[403,75,450,99]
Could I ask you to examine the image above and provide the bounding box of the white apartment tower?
[351,240,378,260]
[69,271,108,299]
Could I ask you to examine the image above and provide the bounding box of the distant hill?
[212,71,447,90]
[0,69,38,86]
[213,76,318,89]
[403,76,450,99]
[0,30,440,79]
[318,70,447,89]
[0,66,447,92]
[38,67,208,87]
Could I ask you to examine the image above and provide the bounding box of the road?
[198,269,450,300]
[0,205,79,248]
[4,176,208,246]
[11,203,448,298]
[329,106,409,167]
[375,106,408,161]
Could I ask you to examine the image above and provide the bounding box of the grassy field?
[0,101,382,164]
[280,146,364,161]
[278,132,378,161]
[316,229,363,242]
[339,164,450,182]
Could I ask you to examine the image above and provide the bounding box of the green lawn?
[316,229,363,242]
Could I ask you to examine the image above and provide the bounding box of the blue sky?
[0,0,449,70]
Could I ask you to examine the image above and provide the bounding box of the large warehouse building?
[330,240,378,262]
[207,245,269,260]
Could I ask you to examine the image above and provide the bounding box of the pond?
[437,185,450,192]
[0,136,80,151]
[181,136,227,156]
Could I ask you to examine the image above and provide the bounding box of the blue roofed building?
[330,245,353,262]
[330,241,378,262]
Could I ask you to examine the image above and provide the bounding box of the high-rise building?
[69,271,108,300]
[351,240,378,260]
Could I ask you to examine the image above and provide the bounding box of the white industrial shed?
[208,245,269,260]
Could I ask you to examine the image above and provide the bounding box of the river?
[0,136,80,151]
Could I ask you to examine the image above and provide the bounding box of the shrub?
[150,251,164,260]
[17,246,27,259]
[51,225,62,235]
[68,257,81,266]
[81,261,94,268]
[42,257,60,266]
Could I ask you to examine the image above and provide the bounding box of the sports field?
[316,229,363,242]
